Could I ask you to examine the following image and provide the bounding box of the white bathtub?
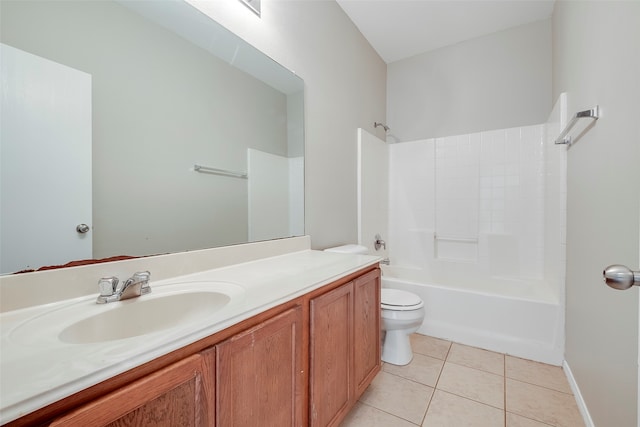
[381,265,564,365]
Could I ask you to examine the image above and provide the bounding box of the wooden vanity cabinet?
[50,349,216,427]
[216,306,304,426]
[48,306,304,427]
[309,268,381,427]
[14,266,379,427]
[353,269,381,397]
[309,281,354,427]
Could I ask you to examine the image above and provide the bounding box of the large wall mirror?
[0,0,304,275]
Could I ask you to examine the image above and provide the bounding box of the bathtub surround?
[387,127,547,277]
[247,149,304,241]
[382,97,566,365]
[382,270,562,366]
[388,118,563,289]
[357,128,389,256]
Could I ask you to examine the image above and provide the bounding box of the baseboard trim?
[563,359,595,427]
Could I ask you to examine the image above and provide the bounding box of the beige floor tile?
[383,353,444,387]
[506,356,572,394]
[506,379,584,427]
[411,334,451,360]
[422,390,504,427]
[360,371,433,425]
[506,412,554,427]
[437,362,504,409]
[447,343,505,375]
[340,402,417,427]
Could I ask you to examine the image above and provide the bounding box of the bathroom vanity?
[0,243,380,427]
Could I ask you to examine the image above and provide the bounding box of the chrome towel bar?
[194,164,248,179]
[554,106,600,145]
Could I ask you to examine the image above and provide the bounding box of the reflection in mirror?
[0,0,304,274]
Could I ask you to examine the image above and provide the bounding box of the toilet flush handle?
[374,234,386,251]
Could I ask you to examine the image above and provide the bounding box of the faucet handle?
[132,271,150,282]
[98,276,119,296]
[133,271,151,294]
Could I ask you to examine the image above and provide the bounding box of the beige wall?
[387,19,551,141]
[189,0,388,249]
[553,1,640,425]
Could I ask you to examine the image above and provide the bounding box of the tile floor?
[341,334,585,427]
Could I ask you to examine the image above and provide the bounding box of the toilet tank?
[323,244,369,255]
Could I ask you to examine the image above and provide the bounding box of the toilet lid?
[381,288,424,310]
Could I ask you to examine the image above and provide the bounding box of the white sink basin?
[10,281,245,346]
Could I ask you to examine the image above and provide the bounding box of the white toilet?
[380,288,425,365]
[324,244,425,366]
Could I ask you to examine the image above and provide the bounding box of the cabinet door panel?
[309,282,354,427]
[216,306,303,427]
[51,352,214,427]
[354,269,381,396]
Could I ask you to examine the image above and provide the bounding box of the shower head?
[374,122,390,132]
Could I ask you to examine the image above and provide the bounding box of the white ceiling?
[336,0,555,63]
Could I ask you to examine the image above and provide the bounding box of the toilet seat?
[381,288,424,311]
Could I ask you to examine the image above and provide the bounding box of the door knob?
[603,265,640,290]
[76,223,90,234]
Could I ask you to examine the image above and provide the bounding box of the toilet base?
[381,329,413,366]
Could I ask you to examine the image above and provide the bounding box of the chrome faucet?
[96,271,151,304]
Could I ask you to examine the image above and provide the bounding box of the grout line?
[504,353,507,427]
[355,401,421,426]
[375,366,438,425]
[504,411,556,427]
[444,359,505,378]
[434,389,505,411]
[420,387,436,426]
[505,376,575,396]
[382,370,437,389]
[420,354,448,425]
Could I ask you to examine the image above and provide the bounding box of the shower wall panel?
[389,123,548,282]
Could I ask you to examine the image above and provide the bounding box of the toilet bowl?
[381,288,425,366]
[323,244,425,366]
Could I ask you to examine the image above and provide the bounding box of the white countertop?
[0,249,379,425]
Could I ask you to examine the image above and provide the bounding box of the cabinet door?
[51,351,215,427]
[216,306,303,427]
[353,269,381,396]
[309,282,354,427]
